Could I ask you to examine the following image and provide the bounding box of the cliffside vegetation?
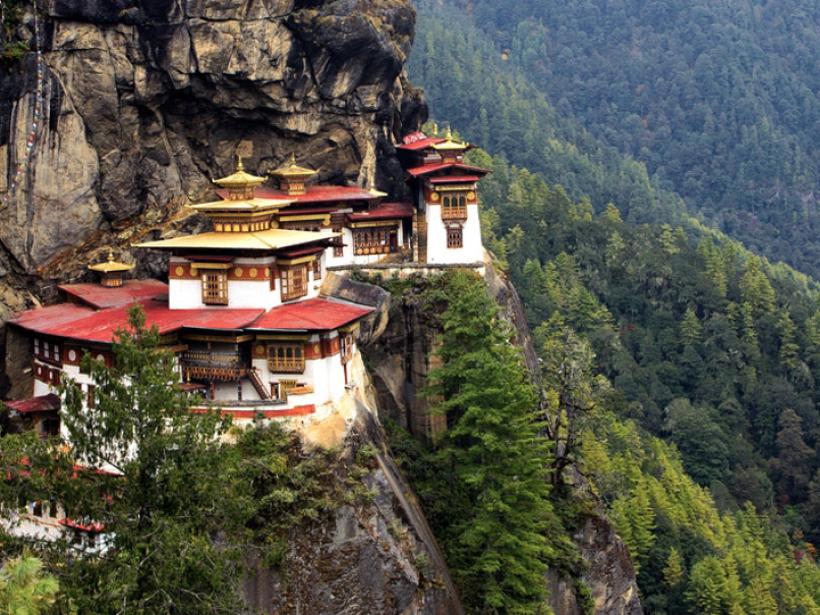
[475,149,820,612]
[0,308,385,613]
[412,0,820,278]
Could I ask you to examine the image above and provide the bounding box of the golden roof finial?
[445,125,452,139]
[432,121,439,136]
[270,153,317,179]
[236,154,244,172]
[89,250,134,273]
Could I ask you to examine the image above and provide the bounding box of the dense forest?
[405,1,820,611]
[410,0,820,278]
[385,269,820,614]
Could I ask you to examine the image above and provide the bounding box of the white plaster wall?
[169,279,204,309]
[425,203,483,264]
[324,222,410,267]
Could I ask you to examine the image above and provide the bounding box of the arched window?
[459,196,466,208]
[443,196,451,208]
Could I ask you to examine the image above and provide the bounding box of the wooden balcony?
[182,351,246,382]
[440,206,467,220]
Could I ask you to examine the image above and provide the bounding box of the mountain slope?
[416,0,820,277]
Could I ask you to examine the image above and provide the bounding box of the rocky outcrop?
[0,0,425,395]
[244,406,462,615]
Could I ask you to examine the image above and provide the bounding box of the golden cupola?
[432,127,468,162]
[88,250,135,287]
[213,155,267,201]
[269,153,318,196]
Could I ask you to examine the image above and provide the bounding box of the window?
[441,192,467,220]
[352,227,398,255]
[340,332,354,365]
[332,226,344,257]
[280,265,307,301]
[86,384,96,409]
[201,271,228,305]
[447,226,463,249]
[42,416,60,438]
[267,344,305,373]
[312,257,321,280]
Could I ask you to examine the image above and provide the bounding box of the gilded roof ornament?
[433,126,468,151]
[213,155,267,189]
[270,153,318,178]
[88,249,134,273]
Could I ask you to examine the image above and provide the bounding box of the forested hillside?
[410,0,820,277]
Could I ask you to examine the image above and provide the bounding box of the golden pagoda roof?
[213,156,267,188]
[432,127,468,152]
[135,228,339,251]
[269,153,318,178]
[88,250,135,273]
[188,197,295,213]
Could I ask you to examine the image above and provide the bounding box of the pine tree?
[680,307,702,348]
[428,271,557,614]
[776,309,801,375]
[663,547,685,587]
[771,408,815,504]
[2,305,247,613]
[0,556,59,614]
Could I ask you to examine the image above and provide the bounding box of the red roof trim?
[347,202,414,221]
[278,246,325,258]
[397,134,446,151]
[191,404,315,419]
[406,162,490,178]
[428,175,481,184]
[219,185,381,204]
[3,394,60,414]
[59,518,105,533]
[58,280,168,310]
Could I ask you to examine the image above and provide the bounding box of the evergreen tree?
[428,271,557,614]
[770,409,815,504]
[1,306,247,614]
[0,556,58,615]
[680,308,702,348]
[663,547,685,588]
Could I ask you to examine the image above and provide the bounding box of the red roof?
[428,175,481,184]
[278,245,325,258]
[397,132,446,151]
[218,185,382,204]
[11,299,263,343]
[249,298,373,331]
[347,202,414,221]
[60,518,105,533]
[60,280,168,309]
[3,394,60,414]
[406,162,489,178]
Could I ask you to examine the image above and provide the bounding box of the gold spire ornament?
[269,153,317,195]
[213,155,267,200]
[89,250,134,287]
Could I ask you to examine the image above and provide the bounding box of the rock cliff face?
[359,264,643,615]
[245,405,462,615]
[0,0,425,392]
[0,0,424,308]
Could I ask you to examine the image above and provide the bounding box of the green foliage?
[1,0,30,62]
[427,271,557,613]
[0,555,59,615]
[414,0,820,278]
[384,271,573,614]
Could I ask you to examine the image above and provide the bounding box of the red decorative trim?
[190,404,316,419]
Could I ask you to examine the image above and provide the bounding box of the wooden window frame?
[441,192,468,220]
[447,226,463,249]
[332,226,344,257]
[312,257,321,280]
[267,343,305,374]
[201,270,228,305]
[352,227,398,256]
[339,332,354,365]
[280,265,308,301]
